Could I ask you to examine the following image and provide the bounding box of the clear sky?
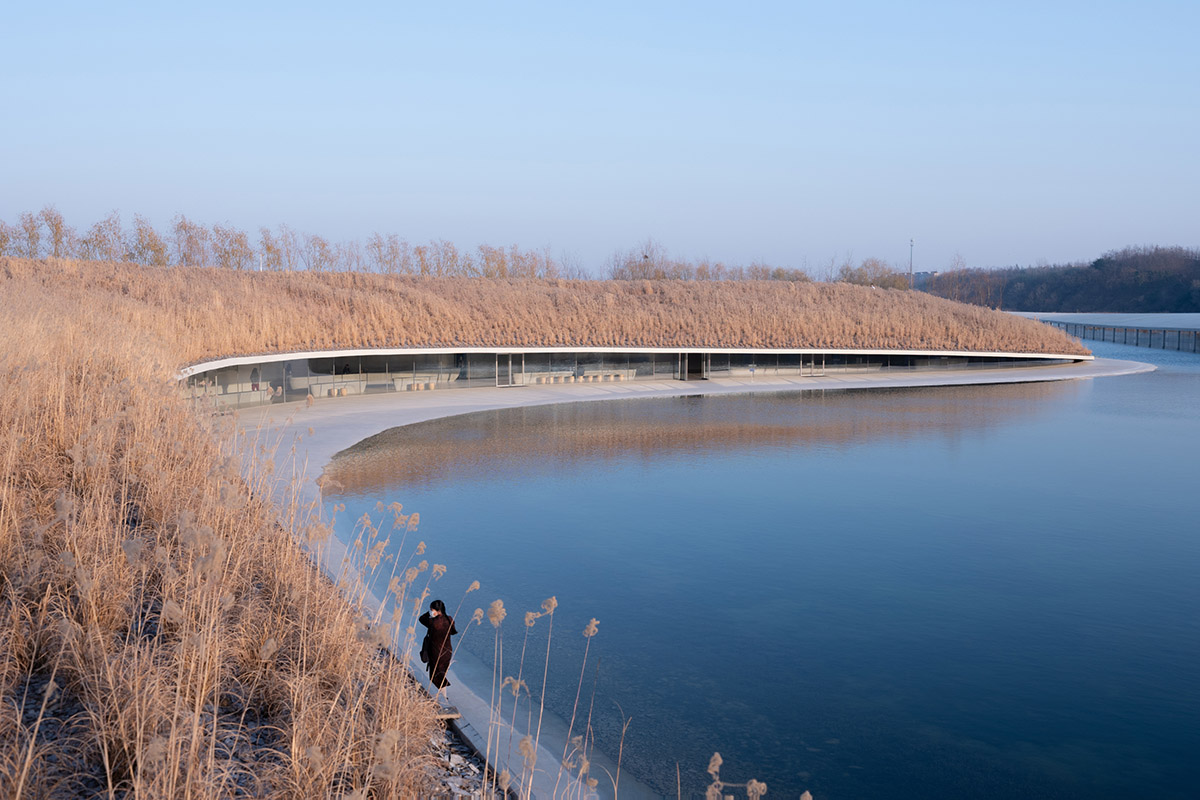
[2,1,1197,274]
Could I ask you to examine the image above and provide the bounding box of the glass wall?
[504,352,678,385]
[184,349,1074,410]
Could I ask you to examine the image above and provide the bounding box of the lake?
[326,336,1200,799]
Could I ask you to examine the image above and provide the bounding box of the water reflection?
[325,382,1078,494]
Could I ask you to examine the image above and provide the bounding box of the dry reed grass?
[2,258,1088,366]
[0,279,443,797]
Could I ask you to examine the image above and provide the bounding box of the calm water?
[328,340,1200,799]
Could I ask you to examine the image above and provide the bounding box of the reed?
[0,280,442,797]
[1,258,1088,366]
[554,618,602,797]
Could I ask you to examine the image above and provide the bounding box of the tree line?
[606,238,813,282]
[915,246,1200,312]
[0,206,575,278]
[0,207,921,287]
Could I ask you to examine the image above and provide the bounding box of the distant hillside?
[916,246,1200,312]
[0,257,1088,362]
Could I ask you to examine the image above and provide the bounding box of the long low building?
[181,345,1092,410]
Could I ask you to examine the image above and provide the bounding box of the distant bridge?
[1031,315,1200,353]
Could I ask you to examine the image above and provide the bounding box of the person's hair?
[430,599,447,614]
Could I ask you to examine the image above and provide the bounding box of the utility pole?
[909,238,914,289]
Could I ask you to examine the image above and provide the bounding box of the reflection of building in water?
[322,382,1076,495]
[180,346,1088,411]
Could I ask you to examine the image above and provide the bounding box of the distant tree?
[608,239,670,280]
[607,238,810,282]
[258,227,282,271]
[476,243,507,277]
[693,257,721,280]
[946,254,967,301]
[920,245,1200,312]
[538,246,563,279]
[79,211,126,262]
[172,214,209,266]
[301,234,333,271]
[429,239,460,276]
[412,243,431,275]
[556,250,588,279]
[336,239,365,271]
[39,205,76,259]
[366,232,410,273]
[785,267,810,282]
[0,219,12,256]
[366,233,393,273]
[211,223,253,270]
[128,215,169,266]
[838,257,908,289]
[17,212,41,258]
[277,224,300,271]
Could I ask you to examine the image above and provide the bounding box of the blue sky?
[2,1,1196,274]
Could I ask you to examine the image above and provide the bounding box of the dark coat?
[418,611,458,688]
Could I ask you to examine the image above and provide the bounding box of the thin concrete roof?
[181,344,1091,378]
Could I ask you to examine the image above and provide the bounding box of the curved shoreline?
[240,357,1151,798]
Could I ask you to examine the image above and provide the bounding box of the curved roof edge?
[178,345,1092,379]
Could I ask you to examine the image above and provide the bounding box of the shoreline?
[240,357,1151,798]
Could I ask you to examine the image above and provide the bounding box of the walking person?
[419,599,458,696]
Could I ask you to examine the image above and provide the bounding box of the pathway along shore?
[240,356,1151,799]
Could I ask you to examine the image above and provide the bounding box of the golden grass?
[2,258,1088,365]
[0,279,442,796]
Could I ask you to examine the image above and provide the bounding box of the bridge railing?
[1046,321,1198,353]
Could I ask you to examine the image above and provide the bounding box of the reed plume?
[0,274,441,797]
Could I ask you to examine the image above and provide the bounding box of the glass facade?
[183,349,1080,411]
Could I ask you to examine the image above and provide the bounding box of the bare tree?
[211,224,253,270]
[556,250,591,279]
[476,244,507,277]
[302,233,333,271]
[428,239,459,276]
[79,211,126,262]
[336,239,365,271]
[838,257,908,289]
[366,232,388,272]
[366,232,409,273]
[128,215,169,266]
[277,224,300,271]
[944,253,967,301]
[39,205,76,259]
[412,243,431,275]
[17,212,41,258]
[609,238,670,279]
[259,227,282,271]
[172,214,210,266]
[538,245,561,279]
